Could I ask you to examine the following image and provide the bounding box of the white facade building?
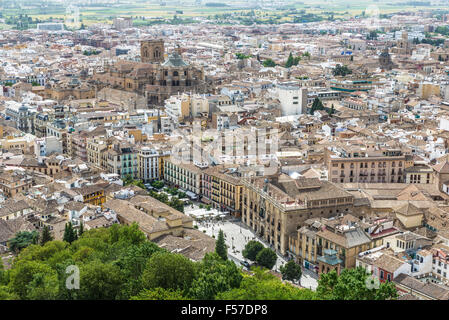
[277,83,308,116]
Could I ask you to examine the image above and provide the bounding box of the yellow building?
[74,184,106,207]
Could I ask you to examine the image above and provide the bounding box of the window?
[387,274,391,282]
[380,270,384,279]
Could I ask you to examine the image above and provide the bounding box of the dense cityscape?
[1,0,449,303]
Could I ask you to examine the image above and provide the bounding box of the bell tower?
[140,39,165,63]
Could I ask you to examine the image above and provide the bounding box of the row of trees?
[9,225,55,253]
[242,240,277,270]
[123,176,185,212]
[1,223,397,300]
[332,64,352,77]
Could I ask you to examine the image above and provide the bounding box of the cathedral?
[378,48,397,71]
[93,39,208,106]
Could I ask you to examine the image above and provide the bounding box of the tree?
[316,267,398,300]
[9,260,59,299]
[328,104,335,116]
[78,222,84,237]
[285,52,294,68]
[117,242,165,297]
[255,248,277,270]
[63,222,77,244]
[40,225,53,246]
[131,288,188,300]
[285,52,301,68]
[141,252,196,292]
[188,253,242,299]
[310,97,325,115]
[242,240,264,261]
[151,180,164,189]
[217,267,316,300]
[215,229,227,261]
[262,59,276,67]
[9,231,39,253]
[280,261,302,283]
[332,64,352,77]
[77,261,124,300]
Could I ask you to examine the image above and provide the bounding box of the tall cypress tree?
[63,222,76,244]
[285,52,294,68]
[40,225,53,246]
[215,229,227,261]
[79,221,84,237]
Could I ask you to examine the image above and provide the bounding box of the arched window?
[173,71,179,77]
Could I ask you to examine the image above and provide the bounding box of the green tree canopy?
[131,288,188,300]
[9,231,39,253]
[188,253,242,299]
[40,225,53,246]
[255,248,277,270]
[280,260,302,282]
[141,251,196,292]
[77,260,124,300]
[310,97,325,115]
[316,267,398,300]
[215,229,228,261]
[217,267,316,300]
[262,59,276,67]
[242,240,264,261]
[332,64,352,77]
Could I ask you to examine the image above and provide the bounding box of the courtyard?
[194,217,318,290]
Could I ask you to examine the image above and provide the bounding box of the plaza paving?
[195,218,318,290]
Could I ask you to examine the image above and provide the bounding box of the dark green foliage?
[255,248,277,270]
[188,253,242,299]
[150,180,164,189]
[9,231,39,253]
[310,97,325,115]
[130,288,188,300]
[0,222,398,301]
[215,229,227,260]
[328,104,335,116]
[316,267,398,300]
[78,222,84,237]
[217,267,316,300]
[242,240,264,261]
[141,251,196,292]
[63,222,77,244]
[236,53,251,59]
[262,59,276,67]
[40,226,53,246]
[123,175,145,189]
[332,64,352,77]
[280,260,302,282]
[285,52,301,68]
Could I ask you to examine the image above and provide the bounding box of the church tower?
[140,39,165,63]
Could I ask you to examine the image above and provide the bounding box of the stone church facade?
[92,39,208,106]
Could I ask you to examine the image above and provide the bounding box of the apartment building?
[0,170,33,197]
[163,158,204,196]
[138,146,161,182]
[86,137,108,169]
[326,144,408,184]
[105,143,139,179]
[202,167,243,217]
[404,161,434,184]
[73,184,106,207]
[241,173,354,255]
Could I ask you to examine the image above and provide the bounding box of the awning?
[186,191,198,199]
